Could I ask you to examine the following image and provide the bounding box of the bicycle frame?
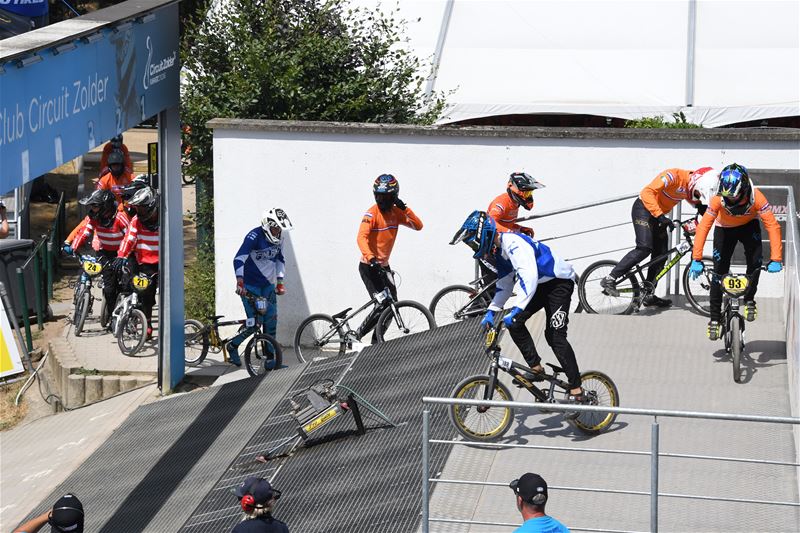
[625,221,695,290]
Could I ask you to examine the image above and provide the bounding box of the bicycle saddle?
[546,363,564,374]
[207,314,224,321]
[331,308,352,320]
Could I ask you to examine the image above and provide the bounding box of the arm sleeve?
[401,207,423,230]
[488,272,514,311]
[357,213,375,261]
[118,219,138,258]
[69,216,92,249]
[275,247,286,279]
[640,173,669,217]
[233,232,256,278]
[691,204,718,260]
[755,193,783,262]
[505,236,539,310]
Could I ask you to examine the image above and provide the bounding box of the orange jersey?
[487,193,529,233]
[100,143,133,174]
[640,168,694,217]
[357,205,423,265]
[692,189,782,262]
[96,171,133,204]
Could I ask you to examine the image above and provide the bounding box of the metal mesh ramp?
[182,318,490,532]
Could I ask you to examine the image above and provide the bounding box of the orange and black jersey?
[692,189,782,262]
[640,168,695,218]
[357,204,423,266]
[487,193,528,233]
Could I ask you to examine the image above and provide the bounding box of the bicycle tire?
[449,374,514,442]
[243,334,283,377]
[99,295,110,329]
[578,260,639,315]
[294,314,345,363]
[375,300,436,342]
[429,284,490,326]
[117,309,148,356]
[74,289,91,337]
[182,174,197,185]
[683,255,713,317]
[731,316,742,383]
[568,370,620,435]
[184,319,209,366]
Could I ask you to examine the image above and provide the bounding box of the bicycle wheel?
[294,314,345,363]
[74,289,91,337]
[117,309,147,356]
[184,319,209,366]
[244,334,283,377]
[99,296,111,329]
[731,316,742,383]
[375,300,436,342]
[569,371,619,435]
[578,260,639,315]
[429,284,490,326]
[683,255,713,317]
[449,375,514,442]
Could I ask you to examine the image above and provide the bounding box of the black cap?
[234,476,279,505]
[49,493,84,532]
[510,473,548,505]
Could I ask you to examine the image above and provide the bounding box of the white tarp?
[352,0,800,127]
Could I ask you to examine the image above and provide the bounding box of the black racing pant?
[506,278,581,389]
[709,219,763,322]
[96,250,119,312]
[135,262,159,327]
[357,262,398,339]
[610,198,669,285]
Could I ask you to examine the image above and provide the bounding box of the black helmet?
[111,134,123,146]
[128,187,158,220]
[79,189,116,223]
[120,175,150,202]
[373,174,399,212]
[107,149,125,177]
[507,172,545,210]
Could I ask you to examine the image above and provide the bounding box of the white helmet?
[260,207,293,244]
[688,167,718,206]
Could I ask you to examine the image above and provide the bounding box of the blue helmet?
[717,163,751,208]
[450,210,497,258]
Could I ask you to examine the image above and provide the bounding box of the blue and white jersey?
[233,227,286,286]
[489,233,576,311]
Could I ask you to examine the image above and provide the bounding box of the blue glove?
[480,310,496,329]
[62,244,73,255]
[767,261,782,273]
[503,307,524,327]
[689,260,704,280]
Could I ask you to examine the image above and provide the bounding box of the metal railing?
[420,398,800,533]
[13,191,66,353]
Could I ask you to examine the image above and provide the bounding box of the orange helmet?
[507,172,545,210]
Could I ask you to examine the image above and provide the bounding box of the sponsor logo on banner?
[143,36,178,90]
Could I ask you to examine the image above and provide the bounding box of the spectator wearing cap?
[509,473,569,533]
[13,493,84,533]
[232,476,289,533]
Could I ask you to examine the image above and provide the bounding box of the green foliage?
[181,0,447,242]
[185,249,216,321]
[624,112,702,129]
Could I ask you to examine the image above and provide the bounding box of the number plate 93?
[132,275,151,290]
[722,274,748,296]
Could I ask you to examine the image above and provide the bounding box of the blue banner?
[0,3,179,194]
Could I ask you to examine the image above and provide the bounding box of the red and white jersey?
[71,212,129,252]
[118,216,159,264]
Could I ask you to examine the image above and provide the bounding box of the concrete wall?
[209,120,800,344]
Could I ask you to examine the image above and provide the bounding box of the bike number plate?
[245,318,256,328]
[498,356,513,371]
[374,288,390,303]
[132,275,150,290]
[722,274,748,296]
[676,241,691,254]
[83,260,103,275]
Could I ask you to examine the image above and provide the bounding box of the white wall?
[211,123,799,344]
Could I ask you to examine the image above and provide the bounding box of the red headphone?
[241,494,256,513]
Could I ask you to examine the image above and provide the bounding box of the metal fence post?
[47,241,54,300]
[651,418,660,533]
[16,268,33,352]
[32,248,44,330]
[422,409,430,533]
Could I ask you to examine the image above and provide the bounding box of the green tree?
[180,0,445,318]
[624,112,702,129]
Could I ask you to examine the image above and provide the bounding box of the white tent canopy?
[353,0,800,127]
